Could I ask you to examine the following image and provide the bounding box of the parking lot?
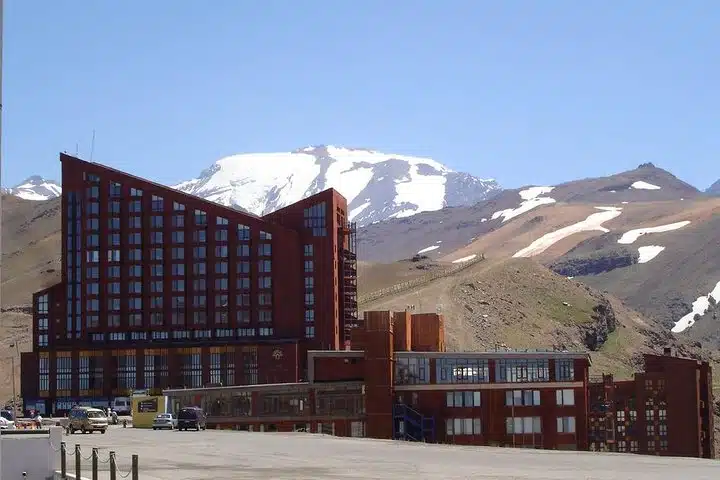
[63,426,720,480]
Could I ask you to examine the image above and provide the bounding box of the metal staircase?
[393,404,436,443]
[339,221,359,344]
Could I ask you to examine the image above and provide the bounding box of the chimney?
[663,347,672,356]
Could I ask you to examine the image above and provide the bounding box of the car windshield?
[178,409,198,419]
[87,411,105,418]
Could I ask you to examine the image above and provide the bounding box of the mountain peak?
[175,147,500,226]
[5,176,61,201]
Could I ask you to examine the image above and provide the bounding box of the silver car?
[152,413,177,430]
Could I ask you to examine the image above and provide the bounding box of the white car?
[152,413,177,430]
[0,417,15,430]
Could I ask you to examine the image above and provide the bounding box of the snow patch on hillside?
[452,254,477,264]
[630,181,661,190]
[617,221,691,245]
[492,186,556,223]
[671,280,720,333]
[513,207,623,258]
[417,245,440,254]
[637,245,665,264]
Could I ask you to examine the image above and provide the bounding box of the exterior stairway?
[393,403,436,443]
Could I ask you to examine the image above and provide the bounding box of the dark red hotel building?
[21,153,359,414]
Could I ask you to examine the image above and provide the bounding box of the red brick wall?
[313,356,365,382]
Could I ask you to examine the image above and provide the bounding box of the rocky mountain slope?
[357,164,720,349]
[708,179,720,196]
[173,145,500,226]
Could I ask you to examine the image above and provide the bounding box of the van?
[112,397,131,415]
[68,406,108,434]
[177,407,206,431]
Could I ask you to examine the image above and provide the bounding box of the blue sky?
[3,1,718,189]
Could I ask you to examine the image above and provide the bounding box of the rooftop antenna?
[90,129,96,162]
[75,142,79,157]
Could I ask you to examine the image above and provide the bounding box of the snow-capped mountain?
[3,176,62,201]
[707,179,720,196]
[174,145,500,226]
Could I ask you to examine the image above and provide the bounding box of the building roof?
[395,350,592,362]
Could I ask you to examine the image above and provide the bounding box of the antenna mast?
[90,129,96,161]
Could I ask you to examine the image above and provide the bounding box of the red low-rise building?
[165,310,592,451]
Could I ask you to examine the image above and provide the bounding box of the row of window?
[503,416,575,435]
[442,389,575,409]
[396,356,577,384]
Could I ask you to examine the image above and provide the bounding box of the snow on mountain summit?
[173,145,500,226]
[4,175,61,201]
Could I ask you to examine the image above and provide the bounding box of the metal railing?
[357,254,485,307]
[58,442,139,480]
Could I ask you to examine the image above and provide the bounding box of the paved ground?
[59,427,720,480]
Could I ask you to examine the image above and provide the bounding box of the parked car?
[0,416,15,430]
[176,407,206,431]
[68,406,108,434]
[152,413,177,430]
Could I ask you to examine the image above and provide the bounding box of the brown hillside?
[359,257,699,378]
[1,196,61,404]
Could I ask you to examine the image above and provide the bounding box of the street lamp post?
[9,342,20,417]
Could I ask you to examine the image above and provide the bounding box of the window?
[304,260,314,273]
[130,187,143,197]
[446,418,482,436]
[128,282,142,294]
[107,250,121,262]
[193,262,206,275]
[659,424,667,436]
[172,215,185,228]
[56,353,73,392]
[395,356,430,384]
[258,310,272,323]
[437,357,490,384]
[215,278,228,291]
[128,216,141,229]
[215,262,228,274]
[129,297,142,310]
[237,244,250,257]
[172,279,185,292]
[303,202,327,237]
[646,425,655,436]
[555,359,575,381]
[618,441,627,453]
[557,416,576,434]
[108,217,120,229]
[237,277,250,290]
[193,246,206,259]
[505,416,542,434]
[237,261,250,274]
[305,326,315,338]
[172,264,185,276]
[305,277,314,289]
[236,294,250,307]
[304,244,313,257]
[258,244,272,256]
[116,351,137,390]
[86,234,99,247]
[39,354,50,394]
[258,259,271,273]
[151,231,163,244]
[151,195,164,212]
[173,201,185,211]
[108,233,120,246]
[215,229,228,242]
[86,218,99,230]
[216,294,229,307]
[237,310,250,324]
[259,327,274,337]
[446,391,481,408]
[172,247,184,260]
[110,182,122,197]
[194,209,207,225]
[128,249,142,261]
[129,200,142,213]
[194,230,206,243]
[258,276,272,289]
[556,389,575,406]
[304,293,314,306]
[128,232,142,245]
[258,293,272,306]
[215,245,228,258]
[237,224,250,241]
[151,215,163,228]
[495,359,550,383]
[505,390,541,406]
